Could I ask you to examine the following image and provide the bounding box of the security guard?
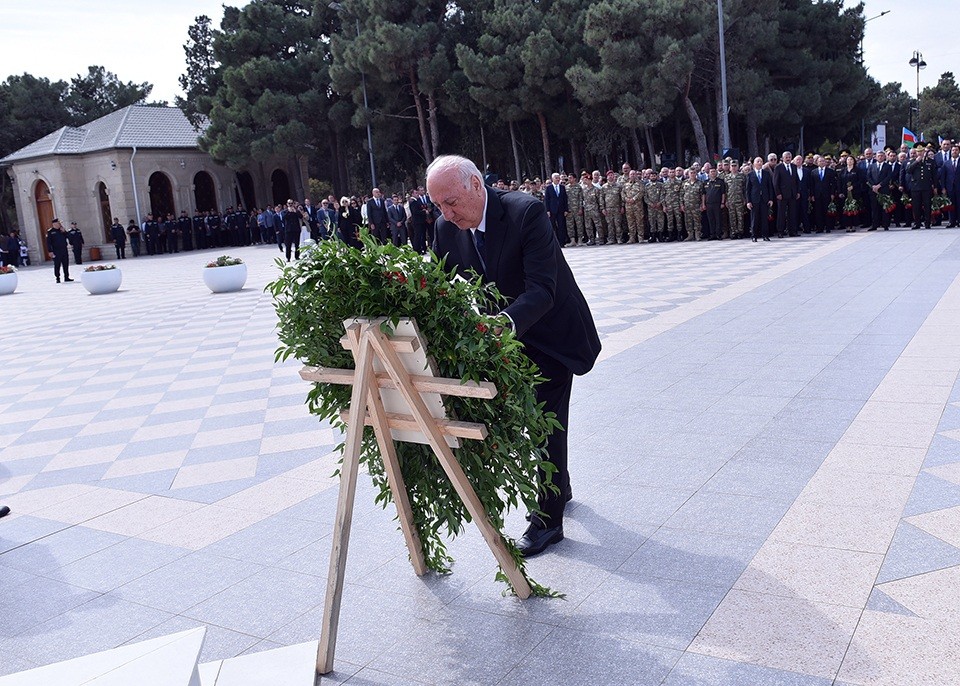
[67,221,84,264]
[179,211,194,251]
[703,168,728,240]
[46,218,73,283]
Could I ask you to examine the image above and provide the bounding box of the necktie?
[757,171,761,182]
[820,169,824,181]
[473,230,486,273]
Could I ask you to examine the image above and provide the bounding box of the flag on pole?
[902,128,917,148]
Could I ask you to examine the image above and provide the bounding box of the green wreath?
[268,235,561,596]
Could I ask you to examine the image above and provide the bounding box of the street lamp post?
[909,51,927,137]
[329,2,377,189]
[859,10,891,151]
[717,0,731,154]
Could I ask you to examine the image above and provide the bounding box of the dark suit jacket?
[365,198,389,228]
[408,196,428,227]
[387,203,407,226]
[811,167,837,200]
[773,163,799,199]
[434,187,601,376]
[543,183,568,216]
[745,168,775,205]
[867,161,892,188]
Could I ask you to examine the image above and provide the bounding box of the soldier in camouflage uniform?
[601,170,625,244]
[644,170,665,242]
[680,169,704,242]
[582,170,604,246]
[724,161,746,239]
[566,173,586,246]
[532,179,545,203]
[662,168,683,242]
[622,170,645,243]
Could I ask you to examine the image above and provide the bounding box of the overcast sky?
[2,0,956,105]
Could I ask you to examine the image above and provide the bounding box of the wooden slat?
[317,328,375,675]
[338,410,487,441]
[366,326,532,599]
[339,334,419,354]
[301,366,497,400]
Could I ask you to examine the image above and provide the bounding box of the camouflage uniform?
[566,181,585,245]
[681,178,704,241]
[724,171,746,238]
[583,183,603,245]
[622,179,646,243]
[663,178,683,240]
[601,179,625,244]
[644,179,665,241]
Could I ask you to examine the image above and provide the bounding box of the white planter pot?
[203,263,247,293]
[0,272,16,295]
[80,268,122,295]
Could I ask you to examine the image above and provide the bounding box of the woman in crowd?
[338,196,363,248]
[837,154,863,233]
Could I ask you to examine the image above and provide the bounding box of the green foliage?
[206,255,244,267]
[268,236,562,597]
[64,66,152,126]
[176,15,221,129]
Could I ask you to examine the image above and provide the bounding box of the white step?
[0,627,206,686]
[199,641,318,686]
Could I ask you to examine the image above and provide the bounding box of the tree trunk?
[746,111,759,161]
[509,119,521,183]
[536,111,551,177]
[427,91,440,159]
[409,68,432,164]
[570,138,581,175]
[629,128,643,170]
[683,76,710,163]
[644,126,657,169]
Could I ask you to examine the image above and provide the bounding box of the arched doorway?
[97,182,112,240]
[35,180,54,261]
[236,171,256,209]
[148,172,175,219]
[194,171,217,212]
[271,169,290,205]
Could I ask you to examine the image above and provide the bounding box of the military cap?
[606,170,616,176]
[839,149,851,156]
[824,154,834,160]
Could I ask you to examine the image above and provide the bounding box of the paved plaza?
[2,230,960,685]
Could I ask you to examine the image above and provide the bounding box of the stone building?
[1,105,307,263]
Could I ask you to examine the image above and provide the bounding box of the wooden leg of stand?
[365,376,428,576]
[316,329,375,675]
[368,328,532,599]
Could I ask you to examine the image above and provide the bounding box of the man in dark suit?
[543,172,569,245]
[794,157,813,233]
[745,156,775,241]
[428,155,601,557]
[866,150,892,230]
[940,147,958,228]
[811,156,837,233]
[408,188,430,254]
[773,151,800,237]
[386,194,408,246]
[909,145,938,229]
[364,189,390,243]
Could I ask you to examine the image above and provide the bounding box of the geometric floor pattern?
[2,229,960,684]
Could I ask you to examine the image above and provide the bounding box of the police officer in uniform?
[143,214,159,255]
[193,210,206,250]
[908,144,937,230]
[703,168,728,240]
[46,219,73,283]
[179,211,194,251]
[111,217,127,259]
[67,221,84,264]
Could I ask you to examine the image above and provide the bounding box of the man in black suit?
[866,150,892,231]
[365,189,390,243]
[745,156,775,241]
[811,156,837,233]
[408,187,430,254]
[543,172,569,245]
[794,157,813,233]
[908,145,938,229]
[386,194,408,246]
[773,151,800,237]
[428,155,601,557]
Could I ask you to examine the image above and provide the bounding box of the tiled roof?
[0,106,206,164]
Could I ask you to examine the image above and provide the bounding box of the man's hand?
[746,202,753,210]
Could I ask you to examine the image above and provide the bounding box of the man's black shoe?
[0,505,10,519]
[64,278,74,282]
[517,521,563,557]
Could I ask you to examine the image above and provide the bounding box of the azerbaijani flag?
[902,128,917,148]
